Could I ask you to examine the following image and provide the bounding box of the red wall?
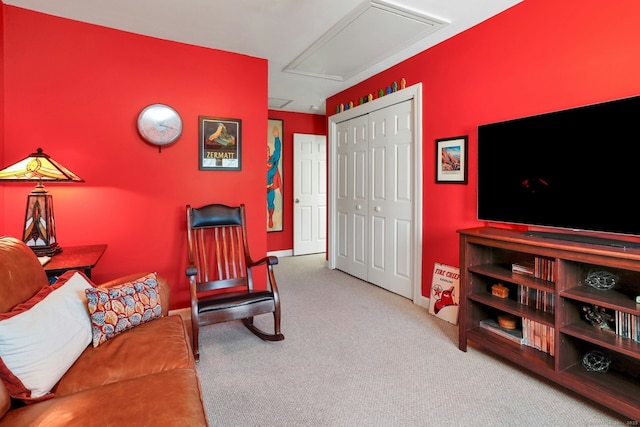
[328,0,640,297]
[266,110,326,252]
[1,6,269,309]
[0,4,5,232]
[5,0,640,304]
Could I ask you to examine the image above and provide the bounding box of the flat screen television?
[477,94,640,247]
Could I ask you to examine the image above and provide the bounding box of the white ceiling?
[4,0,521,115]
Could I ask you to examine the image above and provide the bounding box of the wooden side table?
[44,244,107,280]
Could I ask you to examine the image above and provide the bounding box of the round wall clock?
[137,103,183,147]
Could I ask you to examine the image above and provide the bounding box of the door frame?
[327,83,423,305]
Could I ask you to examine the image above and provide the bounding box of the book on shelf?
[512,258,556,282]
[522,318,554,356]
[534,257,556,282]
[518,285,555,314]
[512,261,534,276]
[616,310,638,340]
[479,318,524,344]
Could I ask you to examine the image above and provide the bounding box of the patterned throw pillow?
[85,272,162,347]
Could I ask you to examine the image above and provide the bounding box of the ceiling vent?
[284,0,448,81]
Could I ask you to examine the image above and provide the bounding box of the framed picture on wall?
[436,135,468,184]
[267,118,284,232]
[198,116,242,170]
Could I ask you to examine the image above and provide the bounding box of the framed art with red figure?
[267,119,284,232]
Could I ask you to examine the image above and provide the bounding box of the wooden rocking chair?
[185,203,284,361]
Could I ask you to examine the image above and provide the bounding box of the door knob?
[356,204,362,210]
[295,199,300,203]
[375,206,381,212]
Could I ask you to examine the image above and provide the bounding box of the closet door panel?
[370,138,387,275]
[367,100,413,298]
[335,120,351,272]
[349,116,369,280]
[336,115,368,281]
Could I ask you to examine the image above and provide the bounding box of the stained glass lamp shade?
[0,148,84,256]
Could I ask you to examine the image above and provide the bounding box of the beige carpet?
[195,253,627,426]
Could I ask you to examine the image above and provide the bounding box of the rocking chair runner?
[185,203,284,361]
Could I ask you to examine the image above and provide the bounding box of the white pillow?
[0,271,93,400]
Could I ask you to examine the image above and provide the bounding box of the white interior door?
[367,100,413,298]
[293,133,327,255]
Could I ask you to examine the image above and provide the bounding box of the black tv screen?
[477,95,640,239]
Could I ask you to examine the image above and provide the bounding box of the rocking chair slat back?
[190,223,247,288]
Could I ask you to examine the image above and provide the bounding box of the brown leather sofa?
[0,236,209,426]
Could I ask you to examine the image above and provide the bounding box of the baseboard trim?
[268,249,293,257]
[417,296,430,310]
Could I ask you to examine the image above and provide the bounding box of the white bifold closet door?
[335,99,413,299]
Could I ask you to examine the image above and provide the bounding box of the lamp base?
[22,188,63,258]
[29,244,63,257]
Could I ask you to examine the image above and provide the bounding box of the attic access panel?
[268,98,293,109]
[284,0,448,81]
